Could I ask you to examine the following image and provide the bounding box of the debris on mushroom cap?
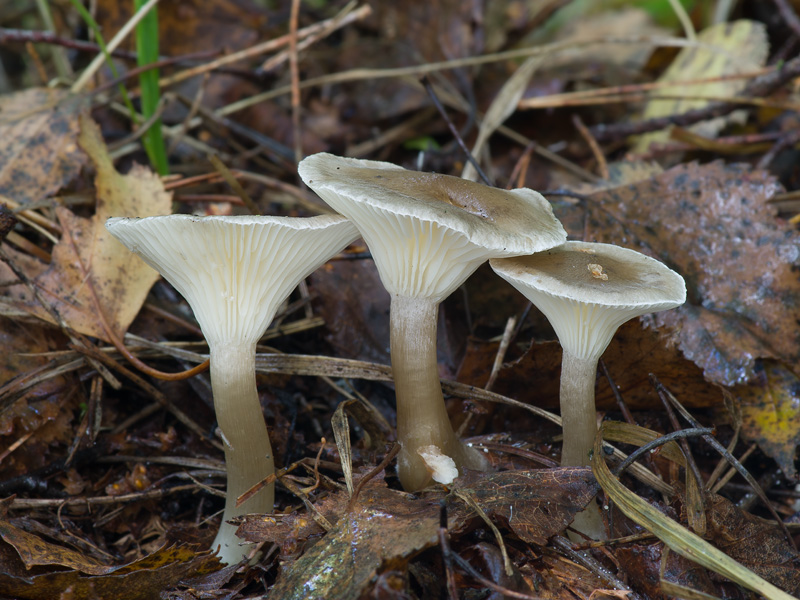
[298,152,567,258]
[417,445,459,485]
[587,263,608,280]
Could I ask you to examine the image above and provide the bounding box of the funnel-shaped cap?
[106,214,358,346]
[299,153,566,302]
[491,241,686,360]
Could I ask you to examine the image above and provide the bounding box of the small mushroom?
[491,241,685,537]
[299,152,566,491]
[106,214,358,563]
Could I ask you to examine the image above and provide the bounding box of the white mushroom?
[491,241,686,537]
[106,214,358,563]
[299,152,566,491]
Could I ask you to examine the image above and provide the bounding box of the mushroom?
[298,153,566,491]
[491,241,685,537]
[105,214,358,564]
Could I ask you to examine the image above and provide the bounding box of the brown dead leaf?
[0,114,171,341]
[733,361,800,479]
[705,493,800,595]
[583,161,796,387]
[0,88,86,205]
[265,479,445,600]
[0,520,220,600]
[458,320,716,412]
[452,467,597,545]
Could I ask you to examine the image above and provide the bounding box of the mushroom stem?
[209,341,274,564]
[559,349,600,468]
[559,348,606,540]
[391,294,487,491]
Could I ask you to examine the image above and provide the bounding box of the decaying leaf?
[733,361,800,479]
[634,20,769,152]
[704,492,800,595]
[264,479,445,600]
[457,320,717,412]
[452,468,597,545]
[0,114,171,341]
[584,161,796,387]
[0,88,86,205]
[0,520,219,600]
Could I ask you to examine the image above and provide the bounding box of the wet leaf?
[458,320,716,412]
[634,20,769,152]
[0,114,171,341]
[732,361,800,479]
[0,520,220,600]
[452,467,597,545]
[265,480,445,600]
[0,88,86,205]
[705,492,800,595]
[584,161,796,387]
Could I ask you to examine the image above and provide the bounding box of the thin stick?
[71,0,161,93]
[422,76,491,185]
[572,114,609,180]
[289,0,303,166]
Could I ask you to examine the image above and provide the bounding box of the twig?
[612,428,714,477]
[159,4,371,89]
[590,54,800,142]
[71,0,161,93]
[208,154,260,215]
[438,503,460,600]
[8,483,201,510]
[347,443,400,510]
[422,76,492,185]
[650,375,797,550]
[71,340,220,450]
[552,535,642,599]
[289,0,303,166]
[772,0,800,37]
[572,114,609,180]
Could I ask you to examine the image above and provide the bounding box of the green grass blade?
[134,0,168,175]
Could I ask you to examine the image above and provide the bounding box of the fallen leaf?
[457,320,717,412]
[0,114,171,341]
[452,467,597,545]
[705,492,800,595]
[583,161,796,386]
[0,88,86,205]
[633,20,769,152]
[265,479,445,600]
[732,361,800,479]
[0,520,220,600]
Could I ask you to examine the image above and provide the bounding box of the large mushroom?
[491,241,686,537]
[106,214,358,563]
[299,153,566,491]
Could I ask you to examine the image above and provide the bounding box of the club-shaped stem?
[209,341,274,564]
[391,295,487,491]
